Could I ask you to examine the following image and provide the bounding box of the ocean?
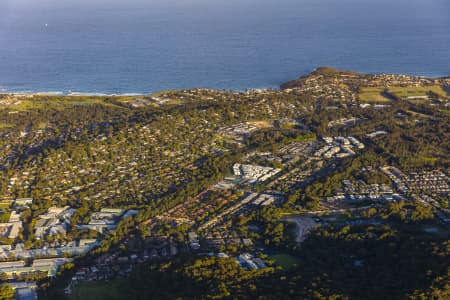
[0,0,449,94]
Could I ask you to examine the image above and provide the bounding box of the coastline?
[0,89,275,97]
[0,68,449,97]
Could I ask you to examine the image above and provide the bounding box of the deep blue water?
[0,0,449,94]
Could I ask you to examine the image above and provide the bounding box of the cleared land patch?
[0,123,13,128]
[388,85,448,99]
[69,280,124,300]
[358,87,392,103]
[247,120,273,128]
[269,253,300,270]
[0,95,125,111]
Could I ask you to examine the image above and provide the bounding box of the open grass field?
[247,120,274,128]
[0,93,189,111]
[269,253,300,270]
[0,203,11,209]
[0,123,13,129]
[358,87,392,103]
[0,95,129,112]
[69,280,125,300]
[399,156,442,167]
[441,109,450,115]
[0,211,11,222]
[37,122,47,129]
[388,85,448,99]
